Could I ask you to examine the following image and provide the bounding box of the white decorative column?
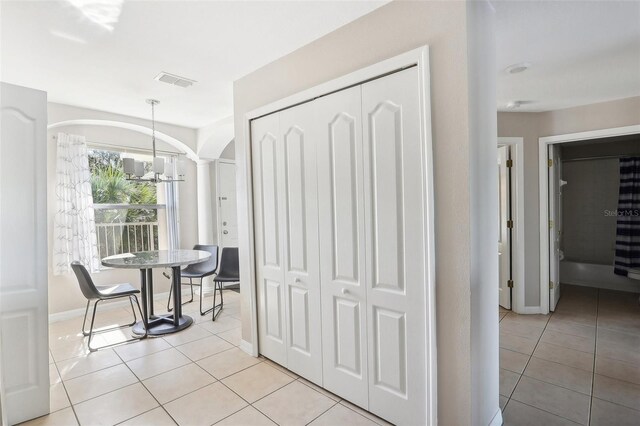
[196,160,215,244]
[196,160,215,294]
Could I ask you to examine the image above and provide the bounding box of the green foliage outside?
[88,149,158,224]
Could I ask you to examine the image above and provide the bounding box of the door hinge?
[507,280,514,288]
[507,220,514,229]
[548,159,553,167]
[506,159,513,168]
[549,281,554,289]
[549,220,554,229]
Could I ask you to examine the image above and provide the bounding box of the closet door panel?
[329,113,360,283]
[316,86,369,409]
[252,113,287,365]
[362,67,427,425]
[280,102,323,384]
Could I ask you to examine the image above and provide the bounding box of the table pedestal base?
[132,314,193,336]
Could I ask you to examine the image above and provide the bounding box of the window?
[88,148,167,263]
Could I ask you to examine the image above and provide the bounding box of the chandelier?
[123,99,185,183]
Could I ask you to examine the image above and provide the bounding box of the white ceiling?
[0,0,387,128]
[495,0,640,112]
[2,1,639,125]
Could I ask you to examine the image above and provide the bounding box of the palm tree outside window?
[88,148,169,265]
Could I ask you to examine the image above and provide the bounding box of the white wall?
[467,1,499,424]
[498,96,640,308]
[47,103,199,315]
[196,115,234,160]
[233,1,497,423]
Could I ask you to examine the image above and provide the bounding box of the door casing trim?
[538,125,640,314]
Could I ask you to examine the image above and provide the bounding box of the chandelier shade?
[124,99,185,183]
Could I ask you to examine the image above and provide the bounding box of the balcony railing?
[96,222,159,260]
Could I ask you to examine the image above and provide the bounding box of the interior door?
[217,161,238,248]
[498,145,512,309]
[361,67,427,425]
[316,86,370,408]
[548,144,562,311]
[252,113,288,365]
[279,102,323,384]
[0,83,50,424]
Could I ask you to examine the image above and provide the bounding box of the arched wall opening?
[48,119,199,161]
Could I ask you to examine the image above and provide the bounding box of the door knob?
[341,288,349,295]
[223,230,228,234]
[294,277,301,284]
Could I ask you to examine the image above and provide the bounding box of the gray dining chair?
[70,261,147,352]
[211,247,239,321]
[166,244,219,315]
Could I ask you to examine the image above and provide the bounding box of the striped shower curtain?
[614,157,640,276]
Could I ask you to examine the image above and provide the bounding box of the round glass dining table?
[102,249,211,336]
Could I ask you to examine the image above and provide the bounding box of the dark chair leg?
[212,280,224,321]
[128,296,137,326]
[168,277,195,312]
[219,281,224,307]
[199,277,214,316]
[87,295,147,352]
[82,300,92,336]
[87,300,100,351]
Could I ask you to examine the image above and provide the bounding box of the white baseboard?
[489,408,503,426]
[49,291,171,323]
[517,306,543,315]
[239,339,254,356]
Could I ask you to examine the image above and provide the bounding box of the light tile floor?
[23,290,390,426]
[500,284,640,426]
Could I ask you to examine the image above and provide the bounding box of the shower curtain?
[614,157,640,276]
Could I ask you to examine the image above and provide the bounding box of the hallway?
[500,284,640,425]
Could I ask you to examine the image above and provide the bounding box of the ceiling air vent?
[154,72,196,88]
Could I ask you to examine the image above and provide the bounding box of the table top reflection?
[101,249,211,269]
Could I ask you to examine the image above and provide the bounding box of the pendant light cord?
[151,101,157,159]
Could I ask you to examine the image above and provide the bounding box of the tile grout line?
[506,289,603,425]
[499,307,511,410]
[110,344,180,426]
[502,313,550,404]
[505,306,599,425]
[55,330,247,408]
[303,400,340,426]
[112,331,250,425]
[52,358,82,426]
[508,400,583,425]
[337,401,390,426]
[48,299,389,426]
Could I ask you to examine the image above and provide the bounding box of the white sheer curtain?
[53,132,100,275]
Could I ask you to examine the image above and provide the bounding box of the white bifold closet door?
[316,85,370,408]
[253,66,428,425]
[361,67,427,425]
[252,102,323,384]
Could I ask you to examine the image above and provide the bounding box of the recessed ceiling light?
[506,101,523,109]
[505,62,532,74]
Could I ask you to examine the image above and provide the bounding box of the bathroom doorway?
[539,126,640,313]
